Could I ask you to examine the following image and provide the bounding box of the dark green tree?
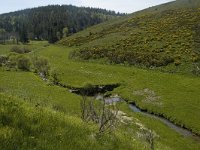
[0,28,6,44]
[19,24,29,43]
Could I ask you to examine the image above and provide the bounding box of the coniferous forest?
[0,5,123,43]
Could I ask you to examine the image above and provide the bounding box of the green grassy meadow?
[37,44,200,135]
[1,42,200,149]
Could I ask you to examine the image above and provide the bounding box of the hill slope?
[1,41,200,149]
[0,68,142,150]
[60,0,200,75]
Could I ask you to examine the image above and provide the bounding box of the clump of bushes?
[191,53,200,62]
[17,55,31,71]
[50,69,61,85]
[5,53,31,71]
[174,59,181,66]
[174,54,181,66]
[71,47,174,67]
[0,55,8,66]
[0,52,63,83]
[10,46,31,54]
[33,56,50,78]
[1,52,50,74]
[192,62,200,76]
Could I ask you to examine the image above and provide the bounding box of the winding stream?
[129,104,198,138]
[39,74,200,140]
[94,94,200,140]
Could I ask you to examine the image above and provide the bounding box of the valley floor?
[0,42,200,149]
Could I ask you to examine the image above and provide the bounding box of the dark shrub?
[7,53,18,68]
[10,46,31,54]
[50,69,61,85]
[192,62,200,76]
[23,47,31,53]
[33,57,50,77]
[0,55,8,66]
[17,56,31,71]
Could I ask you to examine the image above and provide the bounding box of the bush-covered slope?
[60,0,200,74]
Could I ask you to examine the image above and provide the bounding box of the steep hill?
[0,5,123,43]
[60,0,200,75]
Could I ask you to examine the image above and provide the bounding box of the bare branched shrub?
[138,128,158,150]
[80,95,118,134]
[98,98,118,134]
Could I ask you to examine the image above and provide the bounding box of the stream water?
[94,94,199,139]
[50,79,199,140]
[39,73,199,140]
[129,104,198,138]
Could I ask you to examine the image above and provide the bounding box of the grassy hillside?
[1,92,144,150]
[59,0,200,75]
[1,0,200,149]
[35,44,200,136]
[0,93,93,150]
[1,42,200,149]
[0,68,142,150]
[0,42,200,150]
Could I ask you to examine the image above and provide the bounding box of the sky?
[0,0,174,14]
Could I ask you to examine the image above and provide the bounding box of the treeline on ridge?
[0,5,124,43]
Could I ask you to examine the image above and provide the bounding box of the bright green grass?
[0,67,143,149]
[0,41,49,55]
[0,93,94,150]
[0,68,200,150]
[1,93,145,150]
[0,44,15,55]
[0,68,81,116]
[1,43,200,149]
[36,45,200,136]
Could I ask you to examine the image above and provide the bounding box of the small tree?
[98,98,118,134]
[0,28,6,44]
[56,31,62,40]
[62,27,69,38]
[139,128,158,150]
[48,28,58,43]
[19,24,29,44]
